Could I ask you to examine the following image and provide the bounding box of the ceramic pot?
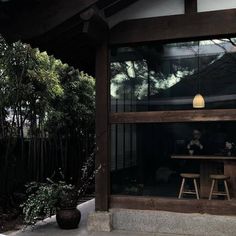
[56,207,81,229]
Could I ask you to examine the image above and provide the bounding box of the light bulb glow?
[193,93,205,108]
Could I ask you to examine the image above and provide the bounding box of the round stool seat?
[178,173,200,199]
[180,173,200,179]
[209,174,230,180]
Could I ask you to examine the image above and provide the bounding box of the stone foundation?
[87,208,236,235]
[87,211,112,232]
[111,208,236,236]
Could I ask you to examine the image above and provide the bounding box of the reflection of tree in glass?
[111,39,236,103]
[111,60,148,100]
[111,53,196,100]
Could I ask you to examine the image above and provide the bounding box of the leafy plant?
[21,181,62,225]
[21,154,100,226]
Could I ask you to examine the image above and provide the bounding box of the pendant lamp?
[193,41,205,108]
[193,93,205,108]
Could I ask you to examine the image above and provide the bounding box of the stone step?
[111,209,236,236]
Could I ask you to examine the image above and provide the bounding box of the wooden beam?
[81,8,109,45]
[95,39,110,211]
[110,9,236,45]
[110,195,236,215]
[97,0,118,9]
[0,0,98,41]
[104,0,138,17]
[185,0,197,14]
[80,8,97,21]
[30,7,108,51]
[110,109,236,124]
[29,14,84,47]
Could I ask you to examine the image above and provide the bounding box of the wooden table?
[171,155,236,198]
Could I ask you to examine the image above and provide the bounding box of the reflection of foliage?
[124,178,143,195]
[111,40,236,101]
[111,61,148,100]
[111,58,194,100]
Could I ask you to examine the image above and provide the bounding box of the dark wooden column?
[224,161,236,197]
[95,39,110,211]
[185,0,197,14]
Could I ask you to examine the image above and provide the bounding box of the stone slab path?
[3,199,235,236]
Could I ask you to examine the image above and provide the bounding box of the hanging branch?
[211,39,236,63]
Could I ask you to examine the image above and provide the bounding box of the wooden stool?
[178,173,200,200]
[209,175,230,200]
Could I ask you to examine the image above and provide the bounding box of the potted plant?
[55,183,81,229]
[21,154,100,229]
[21,180,79,229]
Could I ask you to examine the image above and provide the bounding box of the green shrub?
[21,181,75,226]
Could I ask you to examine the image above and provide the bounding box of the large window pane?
[110,39,236,111]
[110,122,236,197]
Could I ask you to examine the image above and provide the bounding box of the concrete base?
[111,208,236,236]
[87,212,112,232]
[7,199,236,236]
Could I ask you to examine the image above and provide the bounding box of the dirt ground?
[0,209,23,234]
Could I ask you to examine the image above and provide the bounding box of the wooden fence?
[0,134,94,200]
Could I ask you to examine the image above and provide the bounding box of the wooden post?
[200,161,218,198]
[95,39,110,211]
[224,161,236,198]
[185,0,197,14]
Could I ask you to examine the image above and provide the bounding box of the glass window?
[110,39,236,112]
[110,122,236,196]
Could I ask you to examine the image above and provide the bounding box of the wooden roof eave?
[109,9,236,46]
